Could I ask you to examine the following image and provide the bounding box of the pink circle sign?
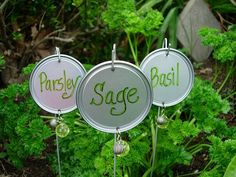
[30,54,86,114]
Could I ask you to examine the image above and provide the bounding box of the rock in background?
[177,0,221,62]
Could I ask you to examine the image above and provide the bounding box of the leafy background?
[0,0,235,177]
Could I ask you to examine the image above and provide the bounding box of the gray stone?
[177,0,221,62]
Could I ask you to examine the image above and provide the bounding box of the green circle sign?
[140,48,194,107]
[76,61,153,133]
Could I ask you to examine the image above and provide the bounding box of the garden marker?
[76,44,153,177]
[140,38,194,177]
[140,38,194,107]
[29,47,86,114]
[30,47,86,177]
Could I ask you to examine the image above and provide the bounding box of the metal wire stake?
[56,114,62,177]
[150,106,161,177]
[162,38,168,48]
[114,133,117,177]
[111,43,116,71]
[162,38,170,56]
[56,134,62,177]
[55,47,61,63]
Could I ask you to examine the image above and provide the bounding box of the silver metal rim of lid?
[140,48,194,107]
[29,54,86,114]
[76,60,153,133]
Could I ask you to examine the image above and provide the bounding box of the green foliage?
[167,118,200,145]
[156,138,193,176]
[0,81,52,168]
[9,0,59,28]
[11,31,23,41]
[75,0,107,28]
[224,155,236,177]
[206,0,236,13]
[184,77,230,133]
[151,117,199,176]
[0,55,5,71]
[199,26,236,62]
[102,0,136,31]
[208,135,236,170]
[83,63,94,72]
[94,128,150,177]
[102,0,163,35]
[200,168,222,177]
[49,111,151,177]
[102,0,163,65]
[72,0,83,7]
[49,112,112,177]
[22,63,36,75]
[15,117,51,155]
[199,135,236,177]
[46,76,233,176]
[0,1,235,176]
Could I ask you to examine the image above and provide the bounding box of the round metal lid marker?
[140,47,194,107]
[30,54,86,114]
[76,60,153,133]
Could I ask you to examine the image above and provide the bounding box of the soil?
[0,137,56,177]
[0,158,55,177]
[0,153,210,177]
[173,153,209,177]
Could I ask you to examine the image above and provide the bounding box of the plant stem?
[188,143,211,150]
[203,159,213,171]
[178,165,219,177]
[189,118,196,125]
[127,32,139,66]
[134,34,138,61]
[142,166,152,177]
[189,144,211,154]
[224,91,236,100]
[188,111,193,121]
[40,115,54,119]
[157,7,177,48]
[145,37,152,56]
[184,137,195,148]
[212,61,219,85]
[74,121,88,128]
[168,107,182,120]
[177,171,201,177]
[191,147,202,155]
[217,66,234,93]
[212,70,220,85]
[132,132,147,143]
[150,118,155,164]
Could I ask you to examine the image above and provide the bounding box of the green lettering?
[62,76,80,99]
[72,76,79,90]
[46,80,52,91]
[56,78,63,91]
[171,67,175,85]
[110,87,128,116]
[150,63,180,88]
[151,67,159,88]
[39,72,47,92]
[166,73,172,86]
[160,74,168,87]
[67,79,72,90]
[52,80,57,90]
[64,70,66,92]
[90,82,105,105]
[105,91,116,104]
[127,88,139,103]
